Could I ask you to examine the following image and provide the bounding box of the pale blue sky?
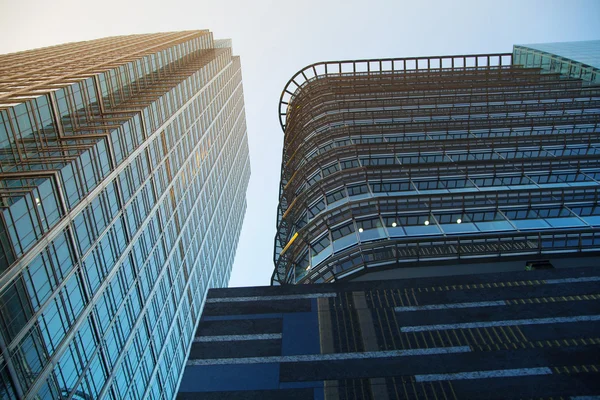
[0,0,598,287]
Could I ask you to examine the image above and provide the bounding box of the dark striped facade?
[273,52,600,285]
[179,266,600,399]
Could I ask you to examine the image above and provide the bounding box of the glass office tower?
[0,31,250,399]
[514,40,600,83]
[274,42,600,285]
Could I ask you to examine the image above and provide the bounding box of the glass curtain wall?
[0,31,250,399]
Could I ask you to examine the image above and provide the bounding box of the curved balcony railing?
[273,53,600,285]
[278,54,514,131]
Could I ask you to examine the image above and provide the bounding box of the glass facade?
[0,31,250,399]
[274,47,600,285]
[514,40,600,83]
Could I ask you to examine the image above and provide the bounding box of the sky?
[0,0,598,288]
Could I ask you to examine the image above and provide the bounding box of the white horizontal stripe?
[415,367,552,382]
[401,315,600,332]
[395,301,506,312]
[545,276,600,284]
[186,346,471,365]
[205,292,337,303]
[194,334,282,342]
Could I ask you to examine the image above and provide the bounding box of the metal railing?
[279,53,514,131]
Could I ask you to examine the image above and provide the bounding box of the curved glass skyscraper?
[274,47,600,285]
[0,31,250,399]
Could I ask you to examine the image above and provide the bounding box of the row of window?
[293,145,600,195]
[290,82,594,124]
[293,170,600,228]
[298,107,599,148]
[290,123,598,163]
[294,225,600,283]
[286,202,600,278]
[304,97,600,129]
